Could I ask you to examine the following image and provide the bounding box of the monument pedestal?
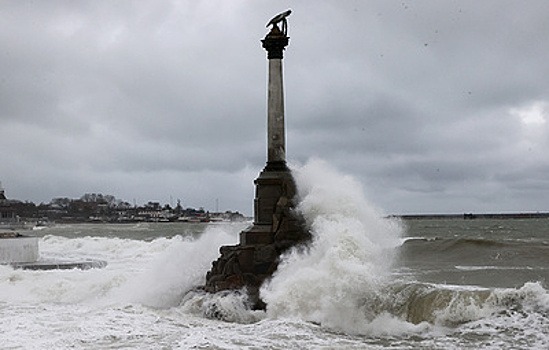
[240,224,272,245]
[204,163,309,308]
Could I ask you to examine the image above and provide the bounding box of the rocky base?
[203,164,310,309]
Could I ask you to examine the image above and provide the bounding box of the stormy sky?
[1,1,548,215]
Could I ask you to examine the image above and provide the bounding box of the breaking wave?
[0,224,239,308]
[257,159,549,339]
[260,159,406,334]
[3,159,547,346]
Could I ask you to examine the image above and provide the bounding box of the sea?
[1,161,548,349]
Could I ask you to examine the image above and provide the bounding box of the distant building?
[0,182,19,225]
[0,181,7,201]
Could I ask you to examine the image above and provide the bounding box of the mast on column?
[262,10,290,171]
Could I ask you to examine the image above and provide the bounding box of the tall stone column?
[243,24,292,240]
[262,26,289,169]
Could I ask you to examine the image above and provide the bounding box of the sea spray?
[0,224,240,307]
[1,217,548,347]
[178,160,549,340]
[0,235,154,304]
[261,159,404,333]
[109,224,239,308]
[181,289,265,324]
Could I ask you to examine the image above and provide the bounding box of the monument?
[203,10,310,309]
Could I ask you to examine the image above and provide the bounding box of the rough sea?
[2,161,548,349]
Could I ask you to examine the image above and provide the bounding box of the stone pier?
[203,12,310,309]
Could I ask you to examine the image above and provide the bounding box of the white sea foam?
[257,159,549,341]
[261,159,405,335]
[2,161,549,348]
[181,289,265,324]
[440,281,549,348]
[0,224,239,307]
[108,224,239,308]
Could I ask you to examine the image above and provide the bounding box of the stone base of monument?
[1,231,107,271]
[203,166,310,310]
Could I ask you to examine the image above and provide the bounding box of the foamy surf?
[255,159,549,344]
[0,224,240,306]
[2,160,549,348]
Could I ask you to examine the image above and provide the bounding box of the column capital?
[261,25,289,59]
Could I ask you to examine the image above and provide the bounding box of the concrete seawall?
[0,234,39,263]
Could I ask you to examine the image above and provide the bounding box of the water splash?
[0,224,240,308]
[261,159,404,334]
[108,224,239,308]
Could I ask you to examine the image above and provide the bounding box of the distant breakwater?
[394,212,549,220]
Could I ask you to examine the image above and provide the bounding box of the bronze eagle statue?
[266,10,291,35]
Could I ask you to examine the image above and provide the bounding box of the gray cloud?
[1,1,548,215]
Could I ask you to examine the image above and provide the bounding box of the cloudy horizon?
[1,1,548,215]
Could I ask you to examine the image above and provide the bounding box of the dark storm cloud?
[1,1,548,214]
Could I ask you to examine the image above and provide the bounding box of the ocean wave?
[403,236,549,248]
[0,224,240,306]
[454,265,540,271]
[377,281,548,325]
[3,159,547,347]
[403,236,507,248]
[255,160,549,339]
[400,236,549,265]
